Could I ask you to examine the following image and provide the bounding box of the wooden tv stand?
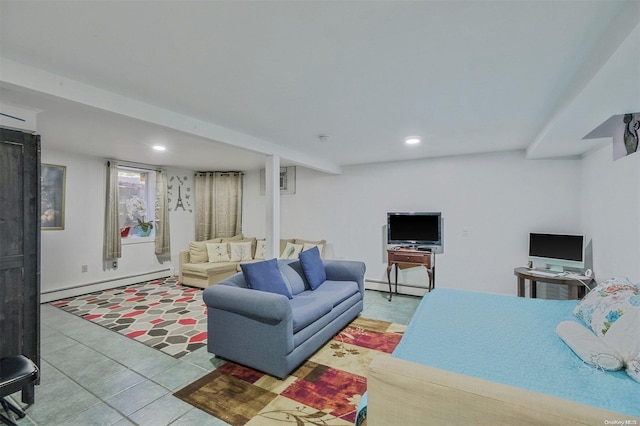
[386,248,435,301]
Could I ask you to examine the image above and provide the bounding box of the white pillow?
[255,240,266,260]
[628,353,640,383]
[303,243,325,257]
[206,242,230,263]
[280,242,303,259]
[556,321,623,370]
[230,241,253,262]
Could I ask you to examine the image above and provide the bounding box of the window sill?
[122,236,155,245]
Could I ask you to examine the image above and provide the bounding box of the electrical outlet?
[462,228,469,237]
[112,260,118,268]
[81,265,88,273]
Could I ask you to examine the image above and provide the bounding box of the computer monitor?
[528,233,585,272]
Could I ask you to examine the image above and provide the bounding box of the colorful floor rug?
[51,277,207,358]
[174,317,405,426]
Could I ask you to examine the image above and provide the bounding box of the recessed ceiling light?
[152,145,166,151]
[405,136,421,145]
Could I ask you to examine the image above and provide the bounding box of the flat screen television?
[387,212,442,249]
[528,232,584,272]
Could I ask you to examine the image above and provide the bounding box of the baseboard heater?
[365,279,430,297]
[41,269,171,303]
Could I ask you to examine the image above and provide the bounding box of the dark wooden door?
[0,128,40,381]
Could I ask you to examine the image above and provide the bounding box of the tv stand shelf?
[386,248,434,301]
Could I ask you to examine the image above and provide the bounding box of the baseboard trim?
[365,279,428,297]
[41,269,171,303]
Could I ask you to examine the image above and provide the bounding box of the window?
[118,168,156,239]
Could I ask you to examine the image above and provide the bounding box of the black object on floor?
[0,355,39,426]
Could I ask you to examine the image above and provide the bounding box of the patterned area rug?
[174,317,405,426]
[51,277,207,358]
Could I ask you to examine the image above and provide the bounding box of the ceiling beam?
[0,59,342,174]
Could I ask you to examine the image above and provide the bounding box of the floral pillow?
[573,277,640,337]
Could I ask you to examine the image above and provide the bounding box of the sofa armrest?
[324,260,366,292]
[203,285,291,324]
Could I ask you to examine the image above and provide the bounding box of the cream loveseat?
[179,235,326,288]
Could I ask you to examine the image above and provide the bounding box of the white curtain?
[104,161,121,259]
[195,172,243,240]
[154,169,171,255]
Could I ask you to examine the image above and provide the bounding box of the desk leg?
[530,280,537,298]
[394,264,399,297]
[569,285,579,300]
[517,276,525,297]
[386,264,393,301]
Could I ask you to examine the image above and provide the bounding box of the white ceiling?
[1,0,639,173]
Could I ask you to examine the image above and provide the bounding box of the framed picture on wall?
[259,166,296,195]
[41,164,66,230]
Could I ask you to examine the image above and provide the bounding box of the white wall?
[40,150,195,301]
[44,143,638,301]
[243,151,582,296]
[581,144,640,282]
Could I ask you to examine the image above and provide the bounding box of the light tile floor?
[9,288,421,426]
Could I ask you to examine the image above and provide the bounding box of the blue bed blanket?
[392,288,640,418]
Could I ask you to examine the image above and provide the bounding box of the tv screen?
[387,212,442,247]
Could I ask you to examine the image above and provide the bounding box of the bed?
[362,287,640,425]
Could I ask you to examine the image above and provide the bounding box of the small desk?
[514,267,592,299]
[387,249,434,301]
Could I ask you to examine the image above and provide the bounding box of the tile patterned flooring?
[10,288,421,425]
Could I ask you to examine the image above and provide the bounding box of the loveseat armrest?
[203,285,292,324]
[324,260,366,293]
[178,250,190,282]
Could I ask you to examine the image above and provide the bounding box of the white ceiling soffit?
[526,3,640,159]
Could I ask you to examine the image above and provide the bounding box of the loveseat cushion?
[290,295,333,333]
[241,258,293,299]
[189,238,222,263]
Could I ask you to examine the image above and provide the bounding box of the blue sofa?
[202,258,365,378]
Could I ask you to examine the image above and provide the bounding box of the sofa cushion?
[299,246,326,290]
[206,242,231,262]
[290,295,333,333]
[278,260,306,295]
[241,258,293,299]
[302,281,359,308]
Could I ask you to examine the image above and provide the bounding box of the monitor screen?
[528,233,584,271]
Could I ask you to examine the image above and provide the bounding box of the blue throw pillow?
[298,246,326,290]
[241,258,292,299]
